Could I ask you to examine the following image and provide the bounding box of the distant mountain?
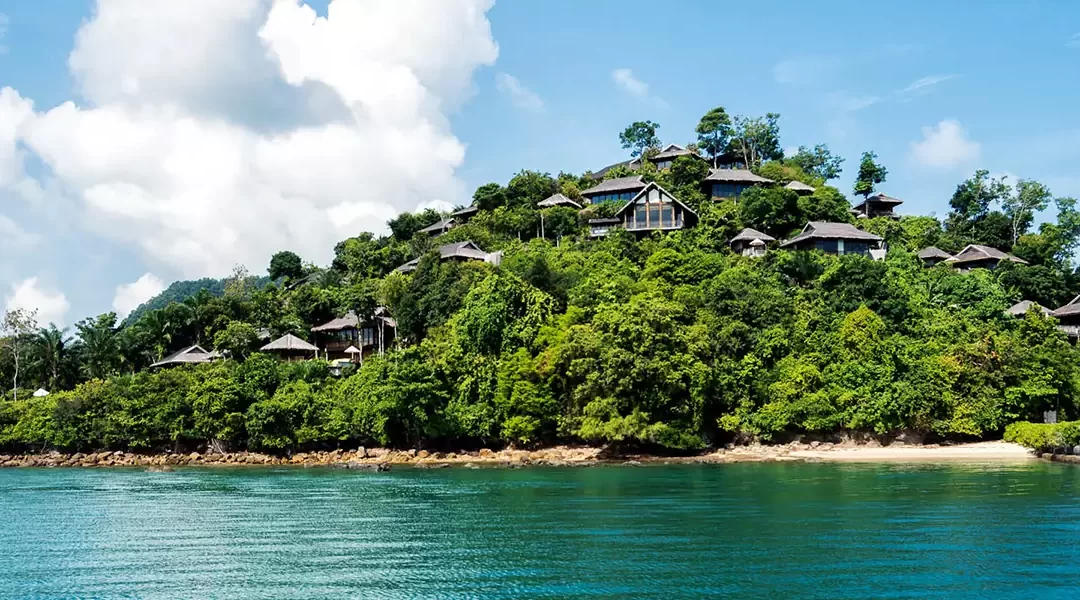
[125,276,271,323]
[125,278,228,323]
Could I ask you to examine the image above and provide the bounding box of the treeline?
[2,107,1079,452]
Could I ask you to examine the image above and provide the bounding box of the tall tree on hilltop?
[1004,180,1053,246]
[853,151,888,199]
[729,113,782,169]
[619,121,661,158]
[695,107,734,167]
[789,144,844,181]
[1,308,38,401]
[945,170,1011,244]
[268,251,304,283]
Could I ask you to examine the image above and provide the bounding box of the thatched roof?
[784,180,815,193]
[704,168,774,184]
[851,193,904,212]
[1008,300,1052,317]
[581,175,647,197]
[945,244,1027,266]
[651,144,695,161]
[150,345,213,369]
[418,217,455,235]
[779,222,883,248]
[917,246,953,260]
[260,333,318,353]
[732,227,776,244]
[451,205,479,218]
[613,182,698,218]
[537,193,582,209]
[312,312,360,332]
[395,241,490,273]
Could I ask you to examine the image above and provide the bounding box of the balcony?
[625,217,684,231]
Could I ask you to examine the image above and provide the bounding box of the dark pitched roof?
[150,345,212,368]
[581,175,647,197]
[945,244,1027,266]
[779,222,883,248]
[651,144,695,160]
[418,217,455,234]
[312,312,360,332]
[451,205,479,218]
[395,241,490,273]
[784,180,816,193]
[1008,300,1053,317]
[612,182,698,218]
[1054,295,1080,318]
[851,193,905,211]
[704,168,774,184]
[537,193,582,209]
[732,227,776,243]
[260,333,318,353]
[588,158,640,180]
[917,246,953,260]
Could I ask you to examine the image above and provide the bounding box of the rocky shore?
[0,440,1034,469]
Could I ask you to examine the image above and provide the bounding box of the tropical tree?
[75,313,121,380]
[1,308,38,400]
[619,121,661,158]
[853,151,888,199]
[269,251,305,282]
[788,144,844,181]
[34,324,71,391]
[1003,180,1053,246]
[695,107,734,167]
[729,113,782,168]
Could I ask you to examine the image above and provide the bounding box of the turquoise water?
[1,463,1079,599]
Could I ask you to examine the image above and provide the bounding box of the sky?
[2,0,1080,328]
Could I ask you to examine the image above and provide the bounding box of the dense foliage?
[1004,421,1080,452]
[3,110,1080,453]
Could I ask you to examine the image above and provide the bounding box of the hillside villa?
[851,193,904,219]
[395,241,502,273]
[779,222,885,258]
[731,228,775,257]
[917,246,953,267]
[589,144,699,179]
[311,308,397,360]
[588,182,698,238]
[944,244,1027,271]
[705,168,774,200]
[150,345,217,369]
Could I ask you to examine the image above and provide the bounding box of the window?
[635,205,647,227]
[360,327,375,346]
[844,241,870,256]
[815,239,839,253]
[712,183,749,198]
[648,204,660,228]
[655,160,672,170]
[661,204,674,228]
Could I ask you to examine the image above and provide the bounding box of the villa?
[312,308,397,360]
[779,222,884,258]
[259,334,319,362]
[944,245,1027,272]
[419,217,457,236]
[590,144,701,178]
[851,193,904,219]
[1007,300,1052,317]
[705,168,774,200]
[395,241,501,273]
[1053,296,1080,339]
[784,181,816,195]
[917,246,953,267]
[731,228,775,257]
[581,175,647,204]
[589,182,697,237]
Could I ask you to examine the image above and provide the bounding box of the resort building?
[581,175,647,205]
[395,241,501,273]
[311,308,397,360]
[731,228,775,257]
[784,181,816,195]
[851,193,904,219]
[1007,300,1052,317]
[779,222,884,258]
[451,205,479,222]
[418,217,457,237]
[917,246,953,267]
[1052,296,1080,339]
[150,345,215,369]
[705,168,774,200]
[260,334,319,362]
[587,183,697,238]
[590,144,701,179]
[536,193,582,209]
[588,217,622,238]
[944,245,1027,272]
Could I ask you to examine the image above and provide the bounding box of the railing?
[624,218,683,231]
[1059,324,1080,338]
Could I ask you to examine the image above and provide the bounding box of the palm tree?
[75,313,120,380]
[35,324,71,390]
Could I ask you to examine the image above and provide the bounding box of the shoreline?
[0,441,1037,469]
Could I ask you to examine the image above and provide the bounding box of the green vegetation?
[3,107,1080,453]
[1004,422,1080,452]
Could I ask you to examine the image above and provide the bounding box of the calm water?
[2,462,1079,599]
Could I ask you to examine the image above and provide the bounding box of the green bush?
[1004,421,1080,451]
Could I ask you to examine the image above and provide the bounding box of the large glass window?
[712,183,749,198]
[661,205,674,228]
[815,239,839,253]
[635,205,647,227]
[844,241,870,256]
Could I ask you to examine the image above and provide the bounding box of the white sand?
[789,441,1034,462]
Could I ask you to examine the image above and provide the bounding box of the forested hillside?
[2,108,1079,453]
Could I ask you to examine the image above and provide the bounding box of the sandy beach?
[788,441,1034,462]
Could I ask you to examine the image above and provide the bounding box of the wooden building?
[944,244,1027,272]
[311,309,397,361]
[917,246,953,267]
[1052,296,1080,339]
[851,193,904,219]
[581,175,647,205]
[395,241,500,273]
[259,334,319,362]
[589,182,697,237]
[779,222,884,257]
[704,168,774,200]
[731,228,775,257]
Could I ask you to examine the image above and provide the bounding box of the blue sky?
[2,0,1080,327]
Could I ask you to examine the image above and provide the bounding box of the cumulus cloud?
[612,68,666,107]
[910,119,981,169]
[494,72,543,111]
[0,214,40,251]
[1,0,499,279]
[112,273,166,319]
[5,277,70,326]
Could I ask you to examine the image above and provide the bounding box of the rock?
[189,452,201,462]
[478,448,495,459]
[356,447,367,459]
[416,450,430,459]
[336,461,390,472]
[810,441,821,448]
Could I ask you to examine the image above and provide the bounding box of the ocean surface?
[1,462,1079,599]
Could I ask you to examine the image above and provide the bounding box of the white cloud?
[0,214,39,251]
[910,119,981,169]
[612,68,666,108]
[1,0,499,279]
[1067,33,1080,48]
[494,72,543,111]
[902,74,955,93]
[5,277,70,326]
[112,273,165,319]
[824,90,880,112]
